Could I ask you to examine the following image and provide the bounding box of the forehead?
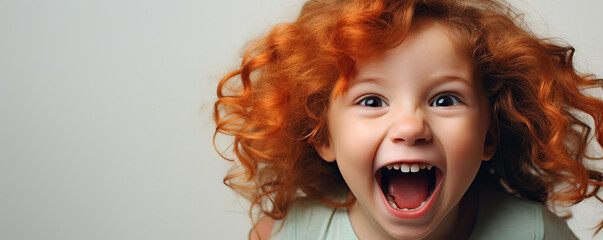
[351,19,475,88]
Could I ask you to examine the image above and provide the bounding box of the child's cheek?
[439,117,486,175]
[333,117,383,160]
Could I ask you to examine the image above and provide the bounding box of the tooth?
[419,163,426,169]
[387,165,393,170]
[388,197,400,209]
[400,164,410,173]
[427,165,433,170]
[393,164,400,170]
[410,164,420,172]
[419,200,427,208]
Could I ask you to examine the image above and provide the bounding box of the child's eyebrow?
[349,75,474,89]
[432,75,473,88]
[348,77,382,89]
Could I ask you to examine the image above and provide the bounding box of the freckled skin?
[316,19,496,240]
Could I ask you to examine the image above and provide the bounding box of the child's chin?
[377,219,440,240]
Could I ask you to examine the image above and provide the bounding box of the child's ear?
[314,140,336,162]
[482,121,498,161]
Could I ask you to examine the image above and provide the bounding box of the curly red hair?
[214,0,603,233]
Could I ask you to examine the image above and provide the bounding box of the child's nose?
[387,112,432,145]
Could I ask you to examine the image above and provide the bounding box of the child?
[214,0,603,239]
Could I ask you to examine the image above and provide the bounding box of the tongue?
[388,171,430,209]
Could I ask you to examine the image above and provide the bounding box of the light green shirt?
[270,190,575,239]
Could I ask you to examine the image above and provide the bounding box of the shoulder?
[269,201,357,240]
[541,208,577,240]
[470,189,576,240]
[249,217,275,240]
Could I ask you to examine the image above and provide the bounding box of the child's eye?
[357,95,388,108]
[430,94,461,107]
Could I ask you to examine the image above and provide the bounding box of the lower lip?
[379,169,443,218]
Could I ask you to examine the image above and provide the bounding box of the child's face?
[316,19,495,239]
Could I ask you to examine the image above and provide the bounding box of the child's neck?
[420,188,478,240]
[451,187,479,239]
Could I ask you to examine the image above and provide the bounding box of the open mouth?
[376,163,439,211]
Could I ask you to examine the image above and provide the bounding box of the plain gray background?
[1,0,602,239]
